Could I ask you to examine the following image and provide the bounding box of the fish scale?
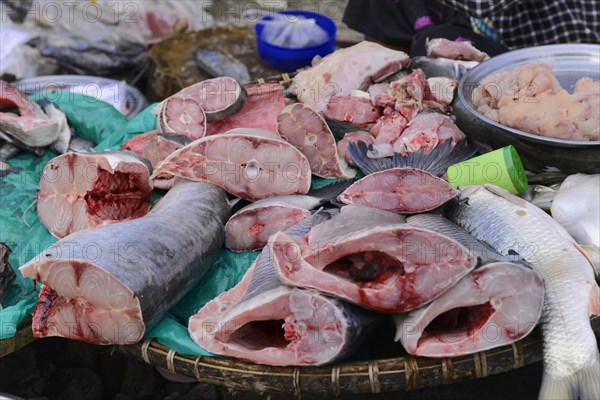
[448,185,600,399]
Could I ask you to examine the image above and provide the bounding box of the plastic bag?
[260,14,329,49]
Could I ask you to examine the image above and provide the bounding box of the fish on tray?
[225,181,351,252]
[20,180,229,344]
[289,41,410,111]
[189,211,381,366]
[0,80,59,148]
[269,206,477,313]
[394,262,544,357]
[37,152,153,239]
[277,103,356,179]
[152,128,311,201]
[448,184,600,400]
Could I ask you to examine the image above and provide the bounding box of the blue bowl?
[255,10,337,72]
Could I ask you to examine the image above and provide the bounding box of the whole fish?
[551,174,599,247]
[269,206,477,313]
[20,180,229,344]
[189,210,380,366]
[447,185,600,400]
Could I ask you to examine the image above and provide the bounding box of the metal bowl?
[454,44,600,173]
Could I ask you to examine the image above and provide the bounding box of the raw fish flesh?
[152,129,311,201]
[393,112,465,156]
[158,96,206,140]
[337,131,375,167]
[290,41,409,111]
[270,206,476,313]
[394,262,544,356]
[426,38,489,61]
[323,96,381,136]
[277,103,356,179]
[37,152,153,239]
[174,76,247,121]
[142,134,192,190]
[21,180,229,344]
[390,69,427,121]
[189,211,379,366]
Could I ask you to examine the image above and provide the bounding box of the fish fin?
[307,180,355,202]
[392,139,477,177]
[539,351,600,400]
[347,141,392,175]
[591,284,600,316]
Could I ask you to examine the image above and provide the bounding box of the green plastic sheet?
[0,94,336,357]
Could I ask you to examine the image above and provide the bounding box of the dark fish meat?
[20,180,229,344]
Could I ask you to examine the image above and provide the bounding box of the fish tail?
[539,351,600,400]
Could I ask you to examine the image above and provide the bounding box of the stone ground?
[0,337,541,400]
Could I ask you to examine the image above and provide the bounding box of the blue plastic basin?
[255,10,337,72]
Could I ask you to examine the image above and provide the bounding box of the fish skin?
[447,184,600,400]
[20,180,229,344]
[409,56,478,80]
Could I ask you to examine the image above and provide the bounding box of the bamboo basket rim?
[120,315,600,395]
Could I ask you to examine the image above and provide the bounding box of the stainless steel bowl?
[453,44,600,173]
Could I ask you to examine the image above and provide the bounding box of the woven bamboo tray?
[121,316,599,396]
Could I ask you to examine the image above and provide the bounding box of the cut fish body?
[424,77,457,112]
[393,112,465,156]
[426,38,489,61]
[189,211,379,366]
[37,152,152,239]
[152,129,312,201]
[290,42,410,111]
[390,69,428,121]
[277,103,356,179]
[339,168,459,213]
[371,111,409,157]
[337,131,375,167]
[394,262,544,357]
[21,180,229,344]
[0,80,59,147]
[368,83,394,108]
[142,134,191,190]
[176,76,247,121]
[448,184,600,400]
[270,206,476,313]
[121,130,157,155]
[206,82,285,136]
[323,96,381,136]
[158,96,207,140]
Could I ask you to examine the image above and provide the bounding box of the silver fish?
[447,184,600,400]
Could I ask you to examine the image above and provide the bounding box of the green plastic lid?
[447,145,528,194]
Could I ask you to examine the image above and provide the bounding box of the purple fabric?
[414,16,433,31]
[455,36,472,43]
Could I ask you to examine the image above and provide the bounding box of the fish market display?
[158,96,206,140]
[0,80,58,148]
[206,82,285,136]
[152,129,311,201]
[395,262,544,357]
[0,243,15,304]
[551,174,600,247]
[473,63,600,141]
[37,152,153,239]
[225,182,350,252]
[290,41,410,111]
[277,103,356,179]
[189,211,380,366]
[175,76,247,121]
[393,112,465,155]
[337,131,375,167]
[426,38,490,62]
[339,168,459,213]
[270,206,476,313]
[448,185,600,400]
[323,96,382,136]
[20,180,229,344]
